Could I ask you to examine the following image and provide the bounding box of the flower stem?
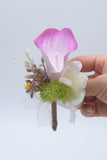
[51,101,58,131]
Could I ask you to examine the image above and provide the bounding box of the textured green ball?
[40,81,73,104]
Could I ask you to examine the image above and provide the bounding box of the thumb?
[86,74,107,104]
[81,100,107,117]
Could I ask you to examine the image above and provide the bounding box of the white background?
[0,0,107,160]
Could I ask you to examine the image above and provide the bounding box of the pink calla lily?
[34,28,78,80]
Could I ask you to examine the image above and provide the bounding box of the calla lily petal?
[34,28,78,76]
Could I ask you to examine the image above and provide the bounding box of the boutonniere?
[13,28,88,131]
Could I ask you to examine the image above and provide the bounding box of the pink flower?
[34,28,77,81]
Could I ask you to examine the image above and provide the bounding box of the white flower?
[58,60,88,122]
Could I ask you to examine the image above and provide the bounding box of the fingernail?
[82,106,95,116]
[86,106,93,114]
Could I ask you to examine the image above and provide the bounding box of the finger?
[81,103,99,117]
[86,74,107,104]
[84,96,96,102]
[95,100,107,117]
[70,55,98,72]
[81,100,107,117]
[88,75,95,79]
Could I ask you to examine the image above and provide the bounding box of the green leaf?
[40,81,73,104]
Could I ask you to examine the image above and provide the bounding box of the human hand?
[71,55,107,117]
